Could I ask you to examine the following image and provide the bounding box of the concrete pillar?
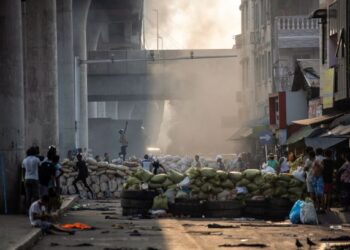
[106,102,118,120]
[88,102,98,118]
[25,0,58,152]
[73,0,91,149]
[0,0,24,213]
[57,0,75,156]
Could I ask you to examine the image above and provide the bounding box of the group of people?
[265,147,350,213]
[140,154,166,174]
[22,145,94,234]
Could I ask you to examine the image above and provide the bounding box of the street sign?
[259,131,273,145]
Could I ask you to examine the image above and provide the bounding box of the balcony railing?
[276,16,319,31]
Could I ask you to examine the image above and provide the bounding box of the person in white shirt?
[29,195,74,234]
[22,147,41,210]
[141,154,152,172]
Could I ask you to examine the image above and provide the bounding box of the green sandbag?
[212,187,224,194]
[200,167,217,178]
[209,176,221,186]
[152,194,168,210]
[150,174,168,184]
[254,175,264,186]
[128,184,141,191]
[191,186,201,194]
[251,190,261,196]
[228,171,243,182]
[198,192,209,200]
[186,166,200,179]
[289,178,303,188]
[243,169,261,180]
[126,176,141,186]
[201,183,213,193]
[263,173,277,183]
[278,173,293,182]
[167,184,178,190]
[221,179,234,189]
[192,178,201,187]
[149,183,163,189]
[263,188,274,197]
[261,183,272,190]
[176,190,189,200]
[276,180,289,188]
[236,178,250,187]
[162,178,174,188]
[288,187,303,196]
[274,186,287,196]
[217,170,228,181]
[247,183,259,192]
[168,169,185,184]
[134,168,154,182]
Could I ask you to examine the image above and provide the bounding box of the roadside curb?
[10,195,79,250]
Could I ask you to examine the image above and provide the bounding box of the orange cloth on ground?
[60,222,92,230]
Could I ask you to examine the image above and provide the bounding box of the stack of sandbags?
[123,168,186,191]
[186,167,235,200]
[59,158,134,199]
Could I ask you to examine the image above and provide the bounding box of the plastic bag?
[289,200,304,224]
[152,194,168,210]
[261,166,276,174]
[178,176,190,187]
[300,200,318,225]
[165,189,176,204]
[292,167,306,183]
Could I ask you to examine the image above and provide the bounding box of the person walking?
[216,155,225,171]
[73,154,93,198]
[322,150,335,211]
[193,155,201,168]
[52,155,63,194]
[312,160,324,212]
[119,121,128,161]
[22,147,41,210]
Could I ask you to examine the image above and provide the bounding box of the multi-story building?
[237,0,319,125]
[311,0,350,112]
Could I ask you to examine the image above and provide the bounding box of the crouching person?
[29,195,74,235]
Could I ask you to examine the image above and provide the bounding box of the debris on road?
[207,223,240,229]
[218,243,268,248]
[321,236,350,242]
[187,231,223,236]
[60,222,94,230]
[129,230,142,236]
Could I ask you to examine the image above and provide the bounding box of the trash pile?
[124,167,305,203]
[59,158,136,198]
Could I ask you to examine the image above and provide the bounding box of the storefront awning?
[228,127,253,141]
[321,124,350,138]
[286,126,324,145]
[292,114,343,126]
[305,137,347,149]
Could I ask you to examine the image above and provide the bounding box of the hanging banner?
[321,68,334,109]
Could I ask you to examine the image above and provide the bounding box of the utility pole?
[153,9,159,51]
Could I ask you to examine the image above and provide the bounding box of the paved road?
[33,199,350,250]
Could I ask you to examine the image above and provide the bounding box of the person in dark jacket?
[73,154,93,198]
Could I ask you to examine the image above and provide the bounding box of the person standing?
[266,153,278,171]
[216,155,225,171]
[304,150,316,202]
[38,150,56,196]
[103,152,110,163]
[339,152,350,212]
[141,154,152,172]
[52,155,63,194]
[73,154,93,198]
[152,159,166,175]
[119,121,128,161]
[278,151,290,174]
[322,150,335,211]
[312,160,325,212]
[193,155,201,168]
[22,147,41,210]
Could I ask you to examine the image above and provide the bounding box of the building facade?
[237,0,319,125]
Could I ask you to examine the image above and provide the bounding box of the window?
[321,23,328,64]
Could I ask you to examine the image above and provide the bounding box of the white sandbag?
[108,164,128,171]
[90,175,99,184]
[92,184,100,193]
[165,189,176,204]
[100,182,108,192]
[86,177,91,185]
[96,170,106,176]
[88,165,98,171]
[97,192,104,199]
[61,186,68,195]
[61,158,70,165]
[59,176,67,186]
[68,185,76,194]
[86,157,97,166]
[97,161,109,168]
[108,180,117,192]
[67,177,75,186]
[217,190,231,201]
[100,174,109,183]
[106,170,118,175]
